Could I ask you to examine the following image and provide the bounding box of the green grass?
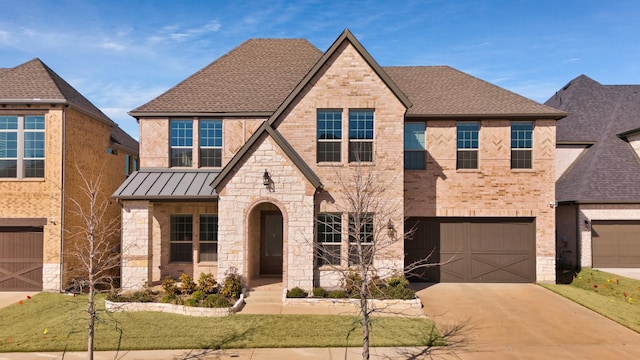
[542,269,640,333]
[0,293,442,352]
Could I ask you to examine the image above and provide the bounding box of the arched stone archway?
[246,202,285,285]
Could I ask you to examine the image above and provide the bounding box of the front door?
[260,211,283,275]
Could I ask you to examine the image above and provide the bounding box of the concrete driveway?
[0,292,33,309]
[416,283,640,359]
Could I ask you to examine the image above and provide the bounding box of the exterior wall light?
[387,219,396,239]
[263,169,271,188]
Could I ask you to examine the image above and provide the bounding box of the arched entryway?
[247,202,284,284]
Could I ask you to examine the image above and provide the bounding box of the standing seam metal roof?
[113,169,218,199]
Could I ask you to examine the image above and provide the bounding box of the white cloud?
[101,42,126,51]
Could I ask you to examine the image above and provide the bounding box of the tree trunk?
[361,266,370,360]
[88,284,94,360]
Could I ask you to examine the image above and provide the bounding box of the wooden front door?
[260,211,283,276]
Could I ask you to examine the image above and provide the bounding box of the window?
[456,122,479,169]
[348,213,374,265]
[511,122,533,169]
[404,123,425,169]
[199,215,218,262]
[317,110,342,162]
[125,154,139,176]
[199,120,222,167]
[170,120,193,167]
[170,215,192,262]
[348,110,374,162]
[0,115,45,178]
[317,213,342,266]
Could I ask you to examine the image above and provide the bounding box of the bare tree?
[66,163,121,360]
[314,160,438,360]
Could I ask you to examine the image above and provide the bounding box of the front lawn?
[542,269,640,333]
[0,293,442,352]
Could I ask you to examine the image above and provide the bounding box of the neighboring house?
[0,59,139,291]
[114,30,566,291]
[547,75,640,270]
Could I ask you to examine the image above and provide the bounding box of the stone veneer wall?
[121,200,152,290]
[217,135,315,290]
[578,204,640,268]
[274,41,407,285]
[404,120,557,283]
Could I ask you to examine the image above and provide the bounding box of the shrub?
[191,290,206,302]
[220,267,243,300]
[106,291,122,302]
[184,298,199,307]
[341,271,363,297]
[179,273,197,295]
[161,293,178,304]
[385,274,410,289]
[161,276,178,295]
[203,294,232,308]
[312,287,328,298]
[131,288,156,303]
[198,272,218,294]
[383,286,416,300]
[287,287,308,298]
[327,289,346,299]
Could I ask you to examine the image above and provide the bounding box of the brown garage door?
[405,218,536,283]
[592,221,640,268]
[0,227,43,291]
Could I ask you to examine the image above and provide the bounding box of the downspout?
[59,105,67,292]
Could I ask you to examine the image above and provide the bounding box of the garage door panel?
[592,221,640,268]
[0,228,43,291]
[406,218,535,283]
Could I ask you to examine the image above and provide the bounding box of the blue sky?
[2,1,639,140]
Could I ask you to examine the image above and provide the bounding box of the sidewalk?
[0,347,445,359]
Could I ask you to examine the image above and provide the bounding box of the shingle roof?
[0,58,114,125]
[110,125,139,155]
[130,36,565,119]
[384,66,566,118]
[546,75,640,202]
[113,169,218,200]
[130,39,323,116]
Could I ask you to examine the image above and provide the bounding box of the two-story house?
[0,58,139,292]
[548,75,640,271]
[114,30,566,291]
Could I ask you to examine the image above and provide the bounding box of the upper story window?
[404,123,426,170]
[348,110,374,162]
[511,122,533,169]
[170,120,193,167]
[317,110,342,163]
[456,122,479,169]
[0,115,45,178]
[199,120,222,168]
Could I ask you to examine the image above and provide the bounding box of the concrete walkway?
[0,292,33,309]
[596,268,640,280]
[416,283,640,359]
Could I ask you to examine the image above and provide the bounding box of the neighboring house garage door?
[405,218,536,283]
[0,227,43,291]
[592,220,640,268]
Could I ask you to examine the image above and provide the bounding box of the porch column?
[121,200,153,290]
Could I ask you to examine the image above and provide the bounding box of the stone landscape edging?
[283,296,423,309]
[105,293,245,317]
